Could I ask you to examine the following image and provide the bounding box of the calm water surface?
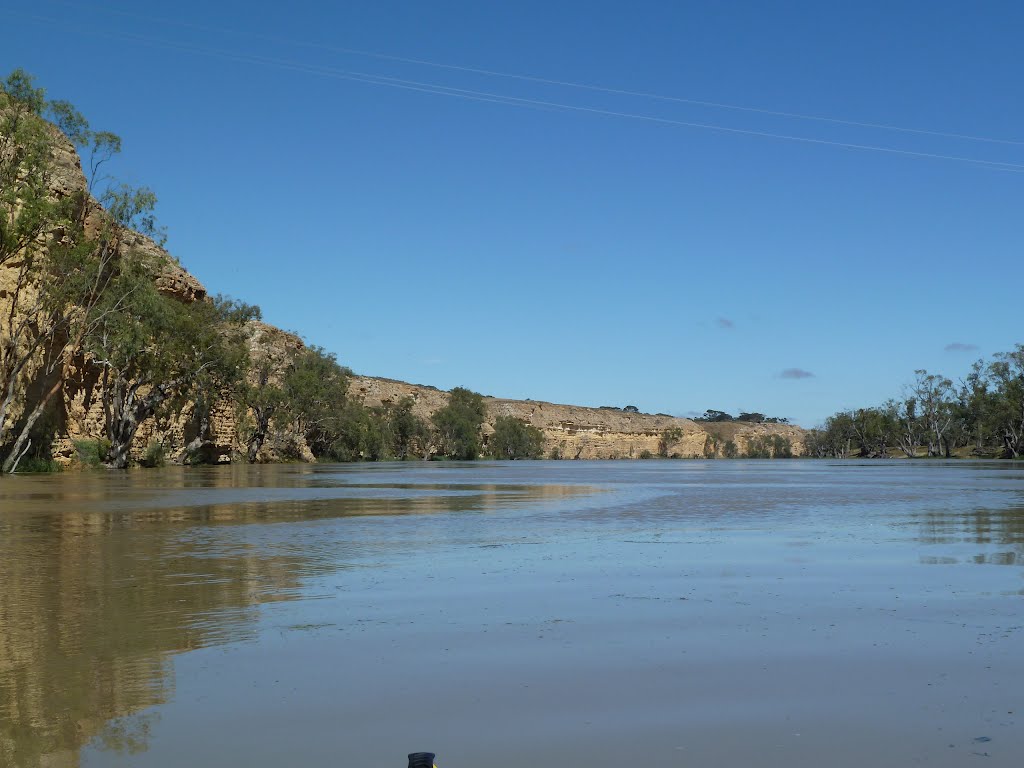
[1,460,1022,767]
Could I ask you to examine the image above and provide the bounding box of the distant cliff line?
[349,375,806,461]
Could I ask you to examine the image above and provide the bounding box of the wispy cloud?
[716,317,735,330]
[780,368,814,380]
[944,342,979,352]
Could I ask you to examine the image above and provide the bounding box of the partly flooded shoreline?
[2,461,1022,767]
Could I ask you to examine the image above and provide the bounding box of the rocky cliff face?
[2,114,804,465]
[351,376,805,459]
[1,117,218,466]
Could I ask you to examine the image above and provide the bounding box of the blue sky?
[4,1,1022,426]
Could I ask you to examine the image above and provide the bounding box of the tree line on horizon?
[804,350,1024,459]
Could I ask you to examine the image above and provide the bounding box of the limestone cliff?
[351,376,805,459]
[2,109,804,465]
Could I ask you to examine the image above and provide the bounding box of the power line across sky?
[15,2,1024,175]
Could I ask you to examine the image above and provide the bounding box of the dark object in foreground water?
[409,752,436,768]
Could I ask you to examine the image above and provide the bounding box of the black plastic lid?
[408,752,436,768]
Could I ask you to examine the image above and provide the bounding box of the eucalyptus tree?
[379,397,430,460]
[887,397,925,458]
[488,415,544,459]
[242,355,287,463]
[432,387,486,459]
[0,71,131,471]
[987,345,1024,458]
[911,370,956,457]
[849,407,896,458]
[85,259,257,468]
[958,361,997,452]
[822,411,856,458]
[279,346,352,458]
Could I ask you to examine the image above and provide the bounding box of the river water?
[1,460,1022,767]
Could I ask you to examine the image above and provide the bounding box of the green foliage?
[74,439,111,468]
[86,258,259,467]
[744,435,795,458]
[139,441,167,468]
[379,397,431,460]
[1,69,46,114]
[0,69,160,472]
[256,347,430,464]
[86,131,122,193]
[658,427,684,457]
[488,415,544,459]
[279,346,351,458]
[432,387,486,459]
[240,350,288,463]
[723,439,738,458]
[638,449,654,460]
[986,345,1024,458]
[14,457,62,473]
[771,435,793,458]
[318,399,428,463]
[549,445,563,460]
[693,409,788,424]
[1,72,72,270]
[810,344,1024,459]
[321,401,379,461]
[696,409,733,423]
[47,99,90,146]
[101,184,166,245]
[744,437,770,459]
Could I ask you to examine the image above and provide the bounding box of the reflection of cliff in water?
[0,464,591,767]
[0,506,311,766]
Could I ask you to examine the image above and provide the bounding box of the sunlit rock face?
[1,118,242,465]
[3,117,804,465]
[351,376,806,460]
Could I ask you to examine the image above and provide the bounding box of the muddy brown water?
[1,460,1022,767]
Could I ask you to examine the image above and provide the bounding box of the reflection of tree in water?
[0,466,589,766]
[917,506,1024,567]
